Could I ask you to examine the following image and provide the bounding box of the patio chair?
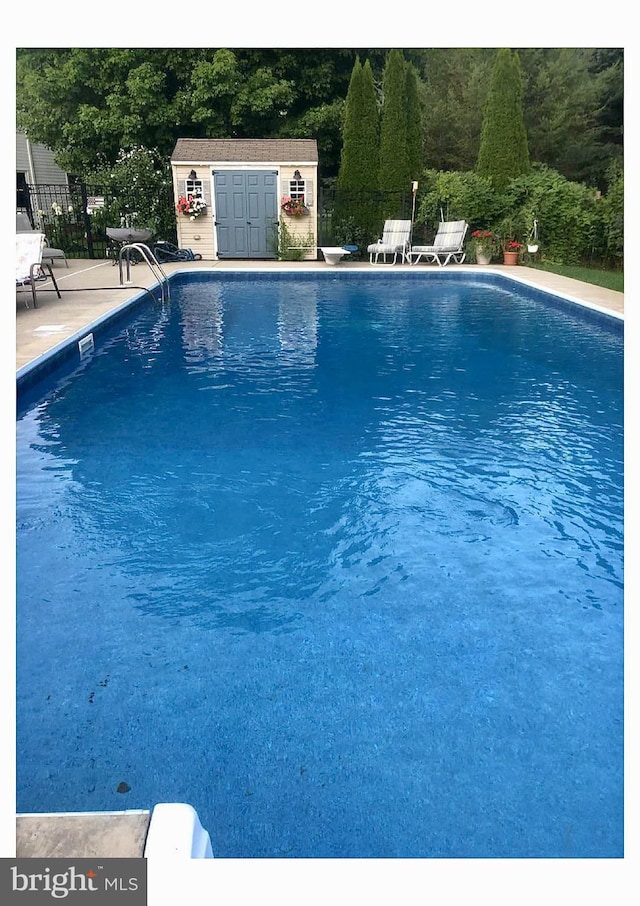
[16,211,68,267]
[408,220,469,266]
[367,220,412,265]
[16,232,61,308]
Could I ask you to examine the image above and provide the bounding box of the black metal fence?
[316,186,429,252]
[19,181,429,259]
[18,181,177,259]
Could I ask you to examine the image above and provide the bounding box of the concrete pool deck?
[15,257,623,372]
[12,256,623,858]
[16,810,151,858]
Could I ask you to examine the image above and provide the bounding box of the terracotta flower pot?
[503,250,519,265]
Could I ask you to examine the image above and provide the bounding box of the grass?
[530,261,623,293]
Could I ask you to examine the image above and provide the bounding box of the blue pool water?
[16,274,623,858]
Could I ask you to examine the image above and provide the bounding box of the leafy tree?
[519,48,622,191]
[476,48,531,189]
[590,48,624,154]
[417,48,494,172]
[16,47,388,178]
[279,99,345,172]
[414,47,623,188]
[17,49,193,174]
[16,46,623,193]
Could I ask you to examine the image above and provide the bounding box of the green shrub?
[85,145,176,241]
[600,163,623,266]
[415,169,507,239]
[330,215,371,252]
[502,165,610,265]
[414,163,621,267]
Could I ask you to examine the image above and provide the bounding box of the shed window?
[186,178,204,200]
[288,179,306,205]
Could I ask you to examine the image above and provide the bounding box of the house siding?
[16,132,68,186]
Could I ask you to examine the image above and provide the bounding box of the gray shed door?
[213,170,278,258]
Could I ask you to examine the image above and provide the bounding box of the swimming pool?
[16,272,623,858]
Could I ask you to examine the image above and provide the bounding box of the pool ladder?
[117,243,171,304]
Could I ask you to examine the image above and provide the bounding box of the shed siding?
[171,143,318,261]
[280,165,316,253]
[173,166,215,260]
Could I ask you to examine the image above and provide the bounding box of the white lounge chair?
[367,220,411,265]
[409,220,469,266]
[16,232,61,308]
[17,211,68,267]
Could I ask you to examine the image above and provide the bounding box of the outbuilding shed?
[170,138,319,261]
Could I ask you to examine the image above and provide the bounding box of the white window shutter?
[305,179,313,207]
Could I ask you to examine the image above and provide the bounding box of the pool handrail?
[118,243,171,304]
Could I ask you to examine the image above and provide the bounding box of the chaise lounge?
[408,220,468,266]
[367,220,412,265]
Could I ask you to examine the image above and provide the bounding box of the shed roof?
[171,138,318,164]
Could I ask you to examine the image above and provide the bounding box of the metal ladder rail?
[117,243,171,304]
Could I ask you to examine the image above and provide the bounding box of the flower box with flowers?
[281,196,308,217]
[176,194,207,220]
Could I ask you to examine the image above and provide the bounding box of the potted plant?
[502,239,523,265]
[176,194,207,220]
[470,229,498,265]
[281,196,308,217]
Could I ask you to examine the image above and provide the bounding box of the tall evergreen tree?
[379,49,410,197]
[337,57,379,192]
[336,57,380,237]
[405,62,423,181]
[476,48,531,189]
